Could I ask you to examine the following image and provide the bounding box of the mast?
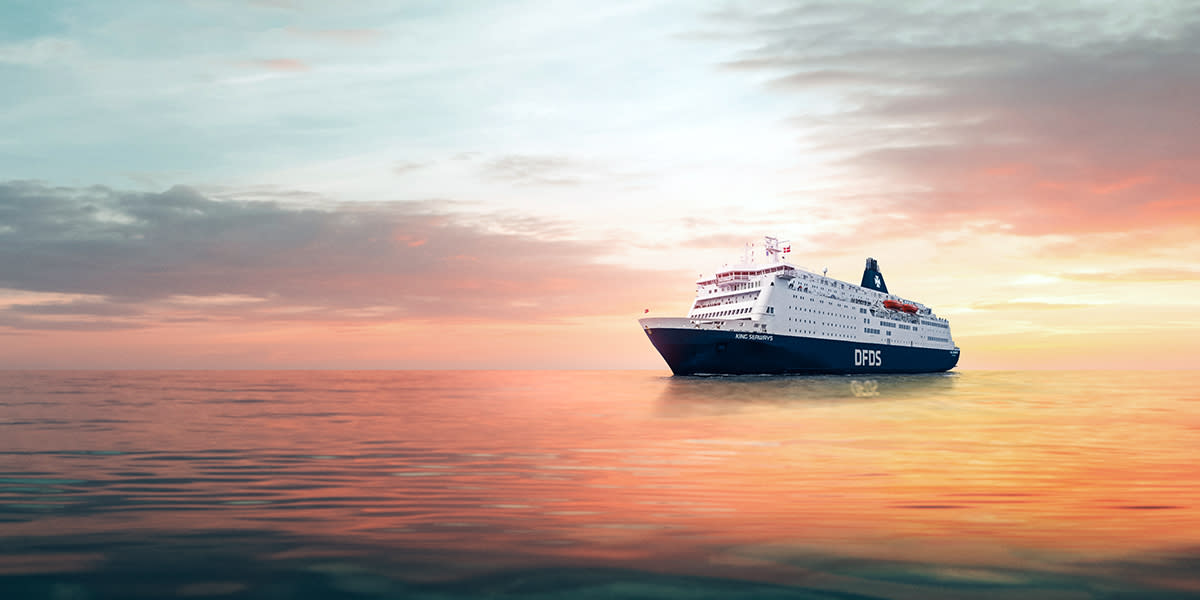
[763,236,790,264]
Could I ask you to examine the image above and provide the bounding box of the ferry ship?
[639,237,960,375]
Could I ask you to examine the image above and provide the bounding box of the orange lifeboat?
[900,303,918,314]
[882,300,904,311]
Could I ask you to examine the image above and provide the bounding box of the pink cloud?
[710,3,1200,244]
[0,182,687,334]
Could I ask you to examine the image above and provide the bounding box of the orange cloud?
[969,301,1092,311]
[1057,268,1200,283]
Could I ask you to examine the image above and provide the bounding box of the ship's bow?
[639,318,704,375]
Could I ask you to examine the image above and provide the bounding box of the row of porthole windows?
[927,336,950,342]
[700,280,764,294]
[696,307,751,318]
[786,329,856,339]
[787,317,856,329]
[864,327,881,334]
[790,307,842,316]
[787,302,856,319]
[694,292,758,309]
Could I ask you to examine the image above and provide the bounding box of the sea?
[1,370,1198,599]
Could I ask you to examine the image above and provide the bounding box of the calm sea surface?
[1,370,1198,599]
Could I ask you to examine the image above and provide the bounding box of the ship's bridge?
[700,264,795,288]
[696,236,802,292]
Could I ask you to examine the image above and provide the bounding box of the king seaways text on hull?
[640,236,960,375]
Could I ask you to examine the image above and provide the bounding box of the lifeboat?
[900,303,918,314]
[882,300,904,311]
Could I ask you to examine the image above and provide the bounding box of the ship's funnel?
[861,257,888,293]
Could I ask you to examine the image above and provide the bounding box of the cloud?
[0,37,83,67]
[284,27,385,44]
[7,299,143,317]
[393,160,432,175]
[483,155,584,186]
[1058,268,1200,283]
[970,301,1093,312]
[248,0,300,10]
[238,58,311,72]
[0,181,680,332]
[704,2,1200,238]
[675,233,760,250]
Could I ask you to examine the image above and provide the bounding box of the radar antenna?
[763,236,791,263]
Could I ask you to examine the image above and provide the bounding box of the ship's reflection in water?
[656,372,959,415]
[1,370,1198,598]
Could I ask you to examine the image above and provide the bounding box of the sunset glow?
[2,1,1198,369]
[6,370,1199,593]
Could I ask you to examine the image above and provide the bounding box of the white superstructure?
[679,237,956,351]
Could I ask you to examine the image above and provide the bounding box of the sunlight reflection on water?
[1,370,1198,598]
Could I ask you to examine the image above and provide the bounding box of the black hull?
[644,326,959,375]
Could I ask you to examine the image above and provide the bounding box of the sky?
[2,0,1198,369]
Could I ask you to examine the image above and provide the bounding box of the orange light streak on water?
[2,370,1198,595]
